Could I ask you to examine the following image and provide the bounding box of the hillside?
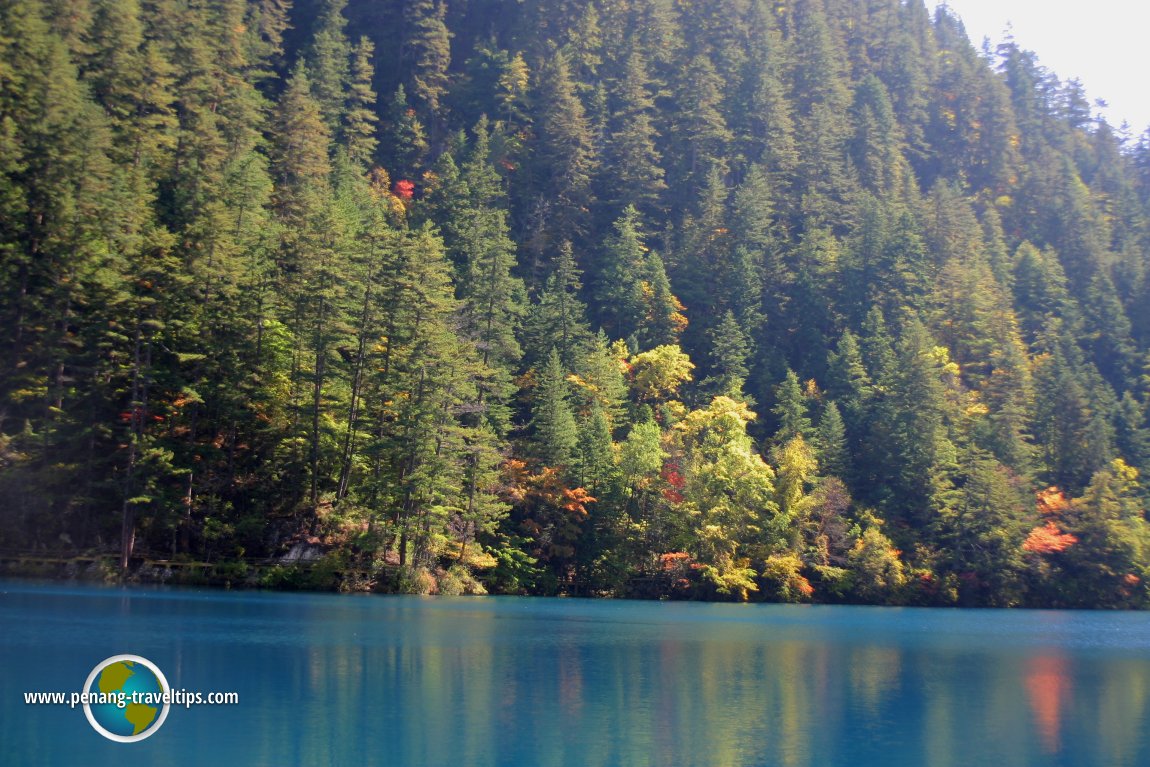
[2,0,1149,606]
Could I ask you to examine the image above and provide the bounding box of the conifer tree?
[597,205,651,341]
[532,349,579,471]
[446,120,526,432]
[572,332,629,429]
[306,0,352,130]
[705,311,751,397]
[638,250,687,348]
[1057,459,1148,607]
[737,0,797,184]
[667,54,731,202]
[577,402,617,496]
[816,401,850,480]
[521,242,592,369]
[935,452,1031,605]
[602,50,666,218]
[381,85,429,179]
[530,47,596,250]
[271,65,333,223]
[343,36,379,168]
[401,0,451,117]
[772,369,813,444]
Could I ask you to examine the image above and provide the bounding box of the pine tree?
[602,50,666,218]
[816,400,849,480]
[883,318,961,529]
[827,329,873,420]
[521,242,592,369]
[1058,460,1148,607]
[343,36,379,168]
[532,349,579,471]
[667,54,731,203]
[446,120,526,433]
[1083,271,1138,393]
[935,452,1031,605]
[736,0,797,184]
[1116,392,1150,474]
[401,0,451,117]
[849,74,908,197]
[306,0,352,130]
[271,65,332,223]
[381,85,428,179]
[572,332,629,429]
[596,205,651,341]
[638,250,687,348]
[576,402,617,496]
[704,311,751,397]
[1032,348,1113,493]
[368,224,502,567]
[529,47,596,251]
[772,368,813,444]
[726,165,772,335]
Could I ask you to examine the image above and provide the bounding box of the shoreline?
[2,553,1140,610]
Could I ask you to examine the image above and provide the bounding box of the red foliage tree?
[393,179,415,200]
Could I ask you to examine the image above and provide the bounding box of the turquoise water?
[3,581,1150,766]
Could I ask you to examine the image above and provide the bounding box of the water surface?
[3,580,1149,766]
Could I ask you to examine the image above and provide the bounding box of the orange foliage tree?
[1022,522,1078,554]
[503,460,594,567]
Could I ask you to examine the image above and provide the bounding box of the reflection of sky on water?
[3,582,1150,766]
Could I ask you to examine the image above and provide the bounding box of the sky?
[934,0,1150,136]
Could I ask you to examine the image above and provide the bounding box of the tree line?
[2,0,1150,606]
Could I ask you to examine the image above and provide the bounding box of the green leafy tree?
[676,397,779,597]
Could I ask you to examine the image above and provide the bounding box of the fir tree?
[772,368,813,444]
[306,0,352,130]
[401,0,451,117]
[602,50,666,218]
[816,400,849,480]
[532,349,579,471]
[521,242,592,369]
[529,47,596,251]
[705,311,751,397]
[343,36,379,168]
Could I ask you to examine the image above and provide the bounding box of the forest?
[2,0,1150,607]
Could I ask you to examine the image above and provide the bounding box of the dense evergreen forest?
[3,0,1150,607]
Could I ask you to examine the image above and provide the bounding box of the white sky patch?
[936,0,1150,137]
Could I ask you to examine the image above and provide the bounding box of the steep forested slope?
[2,0,1149,606]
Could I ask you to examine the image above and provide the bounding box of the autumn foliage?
[1022,522,1078,554]
[503,460,595,562]
[1035,487,1070,518]
[393,179,415,200]
[1024,488,1077,554]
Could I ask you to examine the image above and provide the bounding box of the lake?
[3,580,1150,766]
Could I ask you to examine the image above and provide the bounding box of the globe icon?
[82,655,170,742]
